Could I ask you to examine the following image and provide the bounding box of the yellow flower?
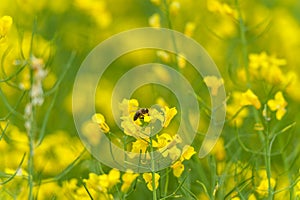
[131,138,149,154]
[119,98,139,116]
[180,145,196,161]
[154,133,182,160]
[84,173,107,193]
[227,92,249,127]
[142,173,160,191]
[207,0,238,19]
[240,89,261,109]
[256,178,276,197]
[81,121,103,146]
[267,91,287,120]
[177,53,186,69]
[74,0,111,28]
[249,52,269,69]
[171,160,184,177]
[248,193,257,200]
[161,145,181,161]
[92,113,110,133]
[0,16,13,41]
[107,168,121,188]
[156,50,171,63]
[163,106,177,127]
[184,22,196,37]
[149,13,160,28]
[153,133,173,148]
[121,170,139,193]
[210,138,226,161]
[248,52,288,85]
[203,76,224,96]
[296,180,300,197]
[169,1,180,16]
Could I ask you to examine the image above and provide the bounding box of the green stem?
[164,168,170,197]
[27,106,35,200]
[235,0,250,87]
[265,124,274,199]
[149,137,157,200]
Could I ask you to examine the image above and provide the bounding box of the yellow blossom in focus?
[144,115,151,122]
[143,173,160,191]
[161,145,181,161]
[153,133,173,148]
[180,145,196,161]
[267,91,287,120]
[171,160,184,177]
[84,169,120,194]
[177,53,186,69]
[163,106,177,127]
[0,16,13,42]
[92,113,110,133]
[184,22,196,37]
[84,173,107,193]
[169,1,180,16]
[149,13,161,28]
[203,76,224,96]
[131,138,149,154]
[121,170,139,193]
[119,98,139,116]
[240,89,261,109]
[107,168,121,188]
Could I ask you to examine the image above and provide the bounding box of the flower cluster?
[227,88,288,127]
[62,168,139,199]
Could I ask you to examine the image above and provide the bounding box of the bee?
[133,108,149,121]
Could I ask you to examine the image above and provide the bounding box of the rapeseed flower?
[143,172,160,191]
[121,170,139,193]
[240,89,261,109]
[267,91,287,120]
